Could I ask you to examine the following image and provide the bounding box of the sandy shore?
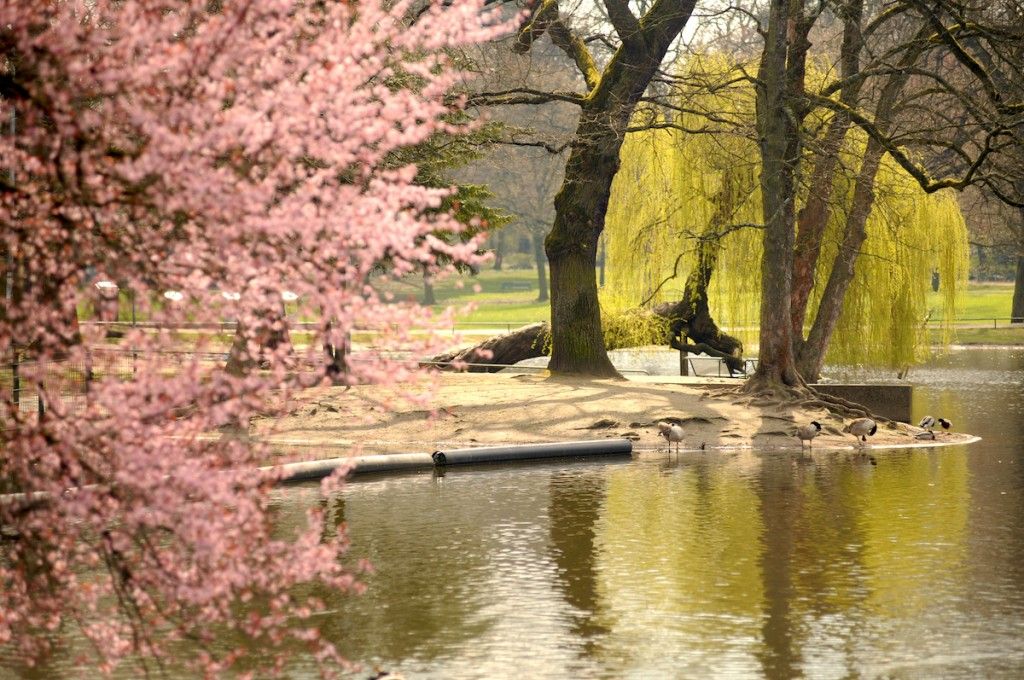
[251,373,973,457]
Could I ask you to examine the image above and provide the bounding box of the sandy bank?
[252,373,974,457]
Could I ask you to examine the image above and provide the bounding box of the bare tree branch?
[514,0,601,90]
[602,0,641,42]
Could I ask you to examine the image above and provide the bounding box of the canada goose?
[919,415,936,431]
[938,417,952,432]
[845,417,877,445]
[796,421,823,449]
[657,421,685,453]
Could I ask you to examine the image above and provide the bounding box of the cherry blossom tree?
[0,0,501,673]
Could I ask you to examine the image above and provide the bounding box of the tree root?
[798,392,884,422]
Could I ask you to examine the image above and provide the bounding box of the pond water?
[4,348,1024,678]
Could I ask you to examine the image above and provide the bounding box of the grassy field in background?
[437,270,1020,322]
[81,268,1023,345]
[432,269,1023,345]
[926,281,1017,322]
[412,268,549,325]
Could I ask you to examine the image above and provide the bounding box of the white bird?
[845,417,877,445]
[919,415,936,431]
[796,421,823,449]
[938,417,952,433]
[657,421,685,453]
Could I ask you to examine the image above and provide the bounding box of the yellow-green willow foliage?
[808,153,969,368]
[603,116,764,351]
[603,76,968,369]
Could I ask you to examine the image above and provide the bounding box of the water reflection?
[547,470,608,646]
[591,458,765,677]
[4,349,1024,679]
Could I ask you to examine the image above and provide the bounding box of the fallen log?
[427,322,550,373]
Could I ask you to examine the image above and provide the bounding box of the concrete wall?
[810,384,912,423]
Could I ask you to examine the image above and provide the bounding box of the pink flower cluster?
[0,0,503,673]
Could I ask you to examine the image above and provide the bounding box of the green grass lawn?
[928,281,1017,322]
[390,268,551,326]
[75,268,1024,344]
[931,327,1024,345]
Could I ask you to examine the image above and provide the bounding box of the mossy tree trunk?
[507,0,697,376]
[546,105,623,377]
[653,237,745,374]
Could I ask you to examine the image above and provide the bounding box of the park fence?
[1,347,228,418]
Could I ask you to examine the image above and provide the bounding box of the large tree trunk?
[545,110,621,377]
[790,0,865,354]
[748,0,810,392]
[422,268,436,306]
[533,230,549,303]
[492,231,505,271]
[432,239,743,373]
[1012,254,1024,323]
[540,7,697,377]
[653,223,744,374]
[1013,207,1024,323]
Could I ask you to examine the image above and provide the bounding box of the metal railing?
[925,317,1024,329]
[678,353,758,379]
[418,359,650,375]
[2,347,228,417]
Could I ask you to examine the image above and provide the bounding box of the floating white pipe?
[272,439,634,484]
[430,439,633,466]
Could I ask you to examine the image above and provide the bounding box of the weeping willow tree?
[809,157,969,371]
[603,90,969,378]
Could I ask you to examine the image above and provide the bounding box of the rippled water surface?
[5,349,1024,678]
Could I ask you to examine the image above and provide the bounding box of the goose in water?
[796,421,823,449]
[845,417,877,445]
[657,421,685,453]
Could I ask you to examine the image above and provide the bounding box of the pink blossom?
[0,0,505,674]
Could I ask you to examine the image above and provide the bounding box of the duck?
[938,417,952,433]
[845,417,877,445]
[657,421,685,453]
[914,430,936,440]
[796,421,823,449]
[919,415,936,431]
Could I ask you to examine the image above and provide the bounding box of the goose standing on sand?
[796,421,822,449]
[657,421,685,453]
[845,417,877,445]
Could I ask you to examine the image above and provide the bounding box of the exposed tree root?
[799,392,884,422]
[731,378,884,422]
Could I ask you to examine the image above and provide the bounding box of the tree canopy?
[0,0,502,672]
